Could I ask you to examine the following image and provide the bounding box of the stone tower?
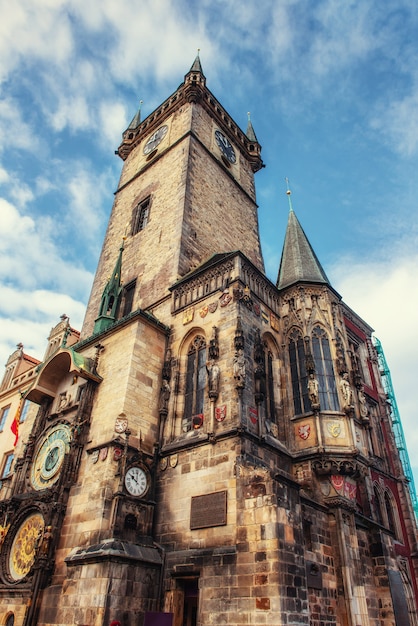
[0,55,417,626]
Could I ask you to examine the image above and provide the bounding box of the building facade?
[0,56,417,626]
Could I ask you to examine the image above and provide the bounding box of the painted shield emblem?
[327,421,341,438]
[331,475,344,492]
[208,302,218,313]
[270,313,279,332]
[215,405,227,422]
[249,407,258,424]
[183,307,194,325]
[192,414,204,429]
[199,305,209,318]
[219,293,232,307]
[298,424,311,440]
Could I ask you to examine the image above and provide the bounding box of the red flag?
[10,394,24,447]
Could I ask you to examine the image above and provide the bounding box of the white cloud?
[0,198,93,295]
[0,287,86,366]
[63,162,113,240]
[98,100,129,149]
[370,89,418,157]
[0,0,73,83]
[0,99,42,154]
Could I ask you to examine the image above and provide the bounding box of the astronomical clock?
[0,344,101,618]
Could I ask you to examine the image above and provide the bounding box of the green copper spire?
[94,241,125,334]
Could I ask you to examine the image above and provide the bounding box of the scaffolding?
[374,336,418,518]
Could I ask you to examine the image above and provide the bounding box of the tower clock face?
[124,466,148,497]
[214,130,236,164]
[143,125,168,155]
[30,424,72,490]
[8,512,44,581]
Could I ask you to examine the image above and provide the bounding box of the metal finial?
[285,177,294,212]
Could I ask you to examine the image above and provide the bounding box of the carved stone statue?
[40,526,53,557]
[0,524,9,548]
[358,387,369,419]
[208,360,220,395]
[340,373,354,411]
[308,373,319,409]
[233,350,246,388]
[159,379,171,413]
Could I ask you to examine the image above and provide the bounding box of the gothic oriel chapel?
[0,55,417,626]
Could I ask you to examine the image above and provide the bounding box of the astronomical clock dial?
[30,424,72,490]
[124,466,149,497]
[214,129,236,164]
[143,125,168,155]
[8,512,44,581]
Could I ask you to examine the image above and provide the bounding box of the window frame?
[311,326,339,411]
[183,335,207,432]
[0,405,10,432]
[288,329,309,415]
[131,196,151,236]
[121,279,137,318]
[1,451,14,478]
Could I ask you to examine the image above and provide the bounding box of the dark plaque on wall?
[190,490,227,530]
[144,612,173,626]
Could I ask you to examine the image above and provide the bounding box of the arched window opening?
[266,350,275,422]
[374,486,384,525]
[5,614,15,626]
[183,335,206,432]
[311,326,339,411]
[384,491,396,535]
[288,329,308,415]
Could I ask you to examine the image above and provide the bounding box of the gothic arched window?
[288,329,308,415]
[384,490,396,535]
[311,326,339,411]
[183,335,206,432]
[374,486,384,525]
[266,350,275,422]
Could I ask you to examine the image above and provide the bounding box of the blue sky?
[1,0,418,482]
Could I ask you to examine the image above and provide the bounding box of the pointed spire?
[184,50,206,97]
[94,240,125,334]
[127,99,143,131]
[277,184,330,290]
[246,112,258,143]
[189,49,204,75]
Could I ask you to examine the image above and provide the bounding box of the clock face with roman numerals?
[124,466,148,497]
[143,125,168,155]
[30,424,71,490]
[214,130,236,164]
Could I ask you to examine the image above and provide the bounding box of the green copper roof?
[277,208,330,290]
